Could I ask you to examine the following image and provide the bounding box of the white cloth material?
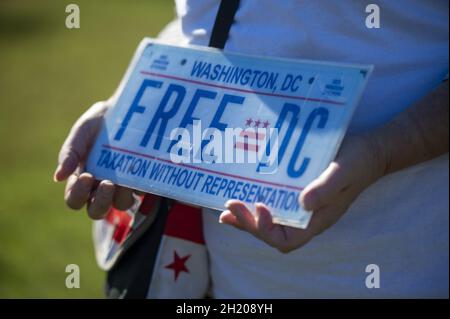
[203,154,449,298]
[157,0,449,297]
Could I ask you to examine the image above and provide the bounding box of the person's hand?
[54,100,137,219]
[219,134,386,253]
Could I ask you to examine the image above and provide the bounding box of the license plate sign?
[86,38,372,229]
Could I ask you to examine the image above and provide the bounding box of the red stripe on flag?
[235,142,259,152]
[105,207,125,225]
[139,194,159,216]
[164,203,205,245]
[239,131,265,140]
[105,208,132,244]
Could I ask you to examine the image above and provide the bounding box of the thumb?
[54,102,107,182]
[54,146,85,182]
[53,125,92,182]
[299,162,346,211]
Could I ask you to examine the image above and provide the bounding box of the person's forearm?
[367,81,449,177]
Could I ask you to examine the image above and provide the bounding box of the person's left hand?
[219,134,387,253]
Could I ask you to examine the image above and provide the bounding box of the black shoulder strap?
[208,0,241,49]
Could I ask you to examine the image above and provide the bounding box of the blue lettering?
[140,84,186,149]
[114,79,162,141]
[287,107,329,178]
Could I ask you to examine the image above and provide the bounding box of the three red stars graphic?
[245,118,270,128]
[165,250,191,281]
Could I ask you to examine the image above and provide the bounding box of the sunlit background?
[0,0,174,298]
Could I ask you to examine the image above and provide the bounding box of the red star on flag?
[165,250,191,281]
[263,120,270,128]
[245,118,253,127]
[254,119,261,127]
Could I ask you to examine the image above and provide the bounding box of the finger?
[255,203,276,234]
[113,186,135,211]
[299,161,349,211]
[54,102,106,182]
[273,216,321,253]
[255,203,277,234]
[87,180,115,220]
[64,172,95,210]
[255,202,318,253]
[254,203,286,246]
[254,203,303,253]
[224,200,258,235]
[54,130,91,182]
[54,132,91,182]
[219,210,245,231]
[54,153,80,182]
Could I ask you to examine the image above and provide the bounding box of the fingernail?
[218,210,229,224]
[79,172,93,180]
[224,200,233,209]
[219,210,227,223]
[77,174,92,189]
[53,164,62,182]
[100,180,114,194]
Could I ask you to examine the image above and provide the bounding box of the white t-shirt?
[158,0,449,297]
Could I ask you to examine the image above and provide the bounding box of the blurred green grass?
[0,0,174,298]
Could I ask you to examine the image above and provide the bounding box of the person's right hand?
[53,100,137,219]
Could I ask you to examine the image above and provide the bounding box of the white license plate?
[86,38,373,229]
